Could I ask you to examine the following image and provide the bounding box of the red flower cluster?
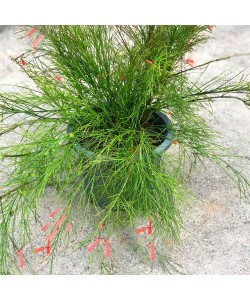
[32,209,70,260]
[87,223,110,256]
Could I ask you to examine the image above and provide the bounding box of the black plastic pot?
[67,111,173,207]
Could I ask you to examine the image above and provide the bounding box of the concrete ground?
[0,26,250,274]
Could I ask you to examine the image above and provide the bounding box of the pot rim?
[153,111,173,154]
[67,110,173,156]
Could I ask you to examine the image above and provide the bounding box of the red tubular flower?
[34,247,46,254]
[26,27,36,37]
[121,72,125,81]
[149,243,155,260]
[32,34,44,48]
[49,208,60,218]
[105,239,110,257]
[16,250,24,268]
[46,239,51,255]
[55,75,62,81]
[87,237,102,252]
[20,59,26,66]
[40,223,50,231]
[99,222,103,229]
[186,58,194,67]
[146,59,153,65]
[46,229,58,241]
[66,222,71,233]
[54,215,67,228]
[136,227,148,234]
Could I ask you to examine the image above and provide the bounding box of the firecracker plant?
[0,25,250,274]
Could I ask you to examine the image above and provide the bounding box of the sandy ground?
[0,26,250,275]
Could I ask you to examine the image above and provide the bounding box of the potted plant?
[0,25,249,274]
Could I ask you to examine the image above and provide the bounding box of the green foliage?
[0,25,250,274]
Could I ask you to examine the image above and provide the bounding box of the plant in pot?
[0,25,250,274]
